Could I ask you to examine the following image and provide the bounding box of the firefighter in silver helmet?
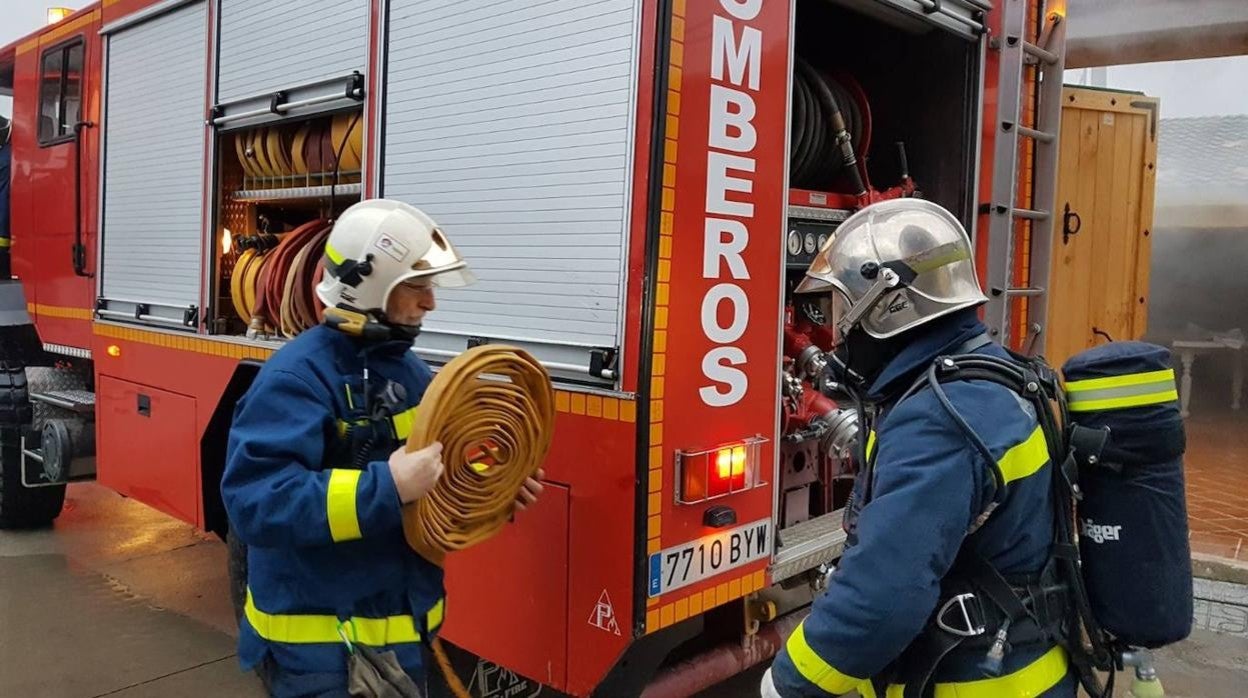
[222,198,544,697]
[763,198,1076,697]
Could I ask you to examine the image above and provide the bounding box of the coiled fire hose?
[790,57,867,194]
[400,344,556,697]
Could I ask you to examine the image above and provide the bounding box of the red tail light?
[676,437,767,504]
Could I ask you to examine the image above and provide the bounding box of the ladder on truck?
[982,0,1067,353]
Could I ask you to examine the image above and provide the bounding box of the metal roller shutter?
[215,0,369,122]
[99,1,208,326]
[382,0,642,382]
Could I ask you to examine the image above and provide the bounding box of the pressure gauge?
[818,233,829,250]
[787,230,802,255]
[804,233,817,254]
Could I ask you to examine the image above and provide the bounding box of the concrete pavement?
[3,483,1247,697]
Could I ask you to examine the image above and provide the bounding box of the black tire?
[0,362,65,529]
[227,527,248,626]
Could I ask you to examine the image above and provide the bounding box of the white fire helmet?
[795,198,988,340]
[315,199,475,315]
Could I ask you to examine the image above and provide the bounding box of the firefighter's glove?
[347,643,424,698]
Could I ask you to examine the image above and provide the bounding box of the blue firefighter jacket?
[771,311,1076,697]
[221,324,445,688]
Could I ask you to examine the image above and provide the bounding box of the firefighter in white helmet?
[222,198,544,697]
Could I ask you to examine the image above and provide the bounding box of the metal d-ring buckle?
[936,593,986,637]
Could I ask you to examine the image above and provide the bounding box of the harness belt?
[887,551,1071,698]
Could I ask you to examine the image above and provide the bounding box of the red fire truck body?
[0,0,1062,695]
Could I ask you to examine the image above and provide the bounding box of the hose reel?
[790,57,870,194]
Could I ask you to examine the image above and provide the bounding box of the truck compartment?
[774,0,981,557]
[210,108,364,340]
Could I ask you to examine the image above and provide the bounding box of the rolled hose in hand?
[401,344,556,567]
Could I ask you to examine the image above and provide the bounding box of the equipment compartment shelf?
[232,182,362,203]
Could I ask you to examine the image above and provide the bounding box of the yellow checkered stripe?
[244,589,444,645]
[94,323,276,361]
[646,569,764,634]
[94,325,635,424]
[554,392,636,422]
[643,0,687,620]
[28,303,93,321]
[1065,369,1178,413]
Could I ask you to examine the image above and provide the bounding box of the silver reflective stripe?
[1066,370,1179,412]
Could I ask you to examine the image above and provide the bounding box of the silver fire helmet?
[795,198,988,340]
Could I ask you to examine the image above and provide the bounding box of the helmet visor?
[405,227,476,288]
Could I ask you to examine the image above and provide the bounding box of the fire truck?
[0,0,1068,695]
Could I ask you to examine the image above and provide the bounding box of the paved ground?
[3,483,1247,697]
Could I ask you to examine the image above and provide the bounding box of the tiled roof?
[1155,115,1248,208]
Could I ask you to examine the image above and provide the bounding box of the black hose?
[789,58,866,194]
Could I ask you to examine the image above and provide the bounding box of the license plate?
[648,519,771,597]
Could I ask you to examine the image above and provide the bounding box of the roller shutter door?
[99,1,208,324]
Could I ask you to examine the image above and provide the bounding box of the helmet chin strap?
[835,266,900,339]
[323,306,421,342]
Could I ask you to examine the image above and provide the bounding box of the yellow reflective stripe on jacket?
[428,598,445,631]
[391,405,419,440]
[785,620,868,694]
[884,645,1068,697]
[244,589,437,645]
[865,430,877,461]
[997,426,1049,484]
[326,469,363,542]
[1065,369,1178,412]
[337,406,420,441]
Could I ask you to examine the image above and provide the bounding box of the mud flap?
[0,282,51,366]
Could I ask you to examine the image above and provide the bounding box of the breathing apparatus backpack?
[901,339,1192,698]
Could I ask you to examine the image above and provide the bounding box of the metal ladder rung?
[1017,125,1055,143]
[1023,41,1058,65]
[1005,288,1045,297]
[1013,208,1050,221]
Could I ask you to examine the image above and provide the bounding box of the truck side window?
[38,40,83,145]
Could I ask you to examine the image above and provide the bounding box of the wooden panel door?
[1045,87,1159,369]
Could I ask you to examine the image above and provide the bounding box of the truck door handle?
[137,393,151,417]
[1062,203,1082,245]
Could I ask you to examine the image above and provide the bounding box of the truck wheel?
[227,527,248,626]
[0,362,66,529]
